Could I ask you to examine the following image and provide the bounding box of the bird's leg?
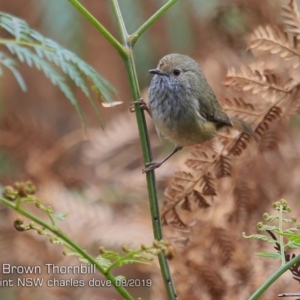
[129,98,152,117]
[142,146,183,173]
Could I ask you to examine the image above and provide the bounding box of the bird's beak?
[149,69,169,77]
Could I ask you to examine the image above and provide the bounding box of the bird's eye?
[173,69,181,76]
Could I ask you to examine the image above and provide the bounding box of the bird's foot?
[142,161,162,173]
[130,98,152,116]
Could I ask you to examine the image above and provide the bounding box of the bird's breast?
[148,77,216,146]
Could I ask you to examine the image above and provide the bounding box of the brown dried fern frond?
[163,171,199,204]
[258,130,282,152]
[163,170,213,231]
[248,21,300,70]
[255,106,282,137]
[162,132,256,231]
[215,155,232,178]
[185,140,221,167]
[185,129,241,170]
[248,25,300,60]
[162,222,259,300]
[222,97,256,115]
[192,190,211,209]
[224,65,290,96]
[162,207,193,232]
[228,132,252,156]
[193,264,226,298]
[199,172,217,196]
[282,0,300,39]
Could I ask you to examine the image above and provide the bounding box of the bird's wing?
[198,92,232,129]
[210,104,233,129]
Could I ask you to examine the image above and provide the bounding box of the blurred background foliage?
[0,0,295,300]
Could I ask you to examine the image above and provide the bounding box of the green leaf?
[282,218,297,223]
[259,225,278,231]
[53,212,68,221]
[277,230,300,237]
[95,256,112,269]
[4,43,86,126]
[49,237,65,245]
[115,275,126,282]
[0,52,26,91]
[287,234,300,244]
[263,215,279,222]
[78,258,89,264]
[285,240,300,249]
[121,259,152,266]
[255,252,281,259]
[102,251,122,260]
[242,232,277,243]
[283,228,300,234]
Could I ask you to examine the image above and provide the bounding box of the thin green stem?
[15,195,21,210]
[0,197,133,300]
[108,1,178,298]
[121,19,178,300]
[279,205,286,266]
[68,0,128,59]
[248,254,300,300]
[129,0,178,47]
[124,48,177,300]
[110,0,129,46]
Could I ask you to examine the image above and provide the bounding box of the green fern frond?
[0,51,26,91]
[5,43,85,124]
[0,12,118,126]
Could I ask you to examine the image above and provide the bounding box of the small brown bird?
[143,53,249,173]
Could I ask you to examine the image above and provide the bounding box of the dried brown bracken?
[162,0,300,235]
[158,1,300,299]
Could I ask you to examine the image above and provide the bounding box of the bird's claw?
[130,98,152,116]
[142,161,162,173]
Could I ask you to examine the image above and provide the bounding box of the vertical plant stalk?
[69,0,178,299]
[110,1,178,299]
[278,205,286,266]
